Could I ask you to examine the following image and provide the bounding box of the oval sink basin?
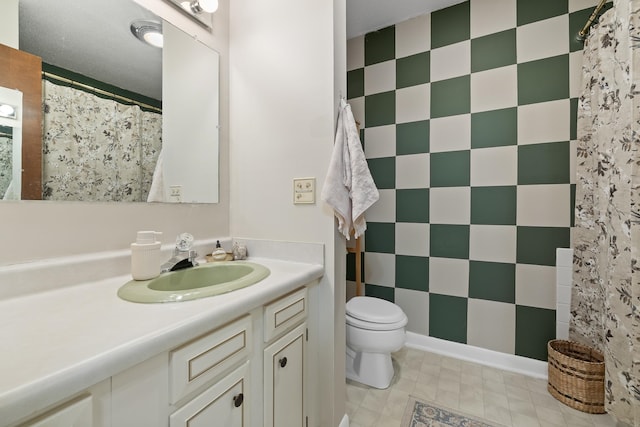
[118,261,270,303]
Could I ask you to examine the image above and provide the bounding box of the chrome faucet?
[161,233,199,272]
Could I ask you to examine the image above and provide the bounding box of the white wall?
[0,0,18,48]
[0,0,230,266]
[228,0,346,424]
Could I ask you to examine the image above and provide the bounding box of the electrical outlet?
[293,178,315,204]
[169,185,182,203]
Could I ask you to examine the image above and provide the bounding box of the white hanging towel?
[146,149,166,202]
[321,99,379,239]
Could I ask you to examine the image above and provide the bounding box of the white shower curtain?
[571,0,640,424]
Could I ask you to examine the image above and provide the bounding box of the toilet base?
[346,346,395,389]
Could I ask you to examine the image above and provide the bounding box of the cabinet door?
[170,361,249,427]
[264,323,306,427]
[21,395,92,427]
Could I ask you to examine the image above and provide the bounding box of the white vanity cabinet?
[262,287,308,427]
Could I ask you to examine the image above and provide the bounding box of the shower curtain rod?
[42,71,163,114]
[578,0,607,39]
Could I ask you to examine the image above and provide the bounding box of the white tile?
[556,321,569,340]
[395,223,429,256]
[467,299,515,354]
[429,257,469,298]
[557,303,570,323]
[518,100,570,145]
[569,51,584,98]
[347,35,364,71]
[515,264,556,309]
[350,97,365,125]
[364,252,395,287]
[396,153,430,189]
[556,248,573,266]
[556,266,572,287]
[470,65,517,113]
[469,225,517,263]
[364,125,395,159]
[470,146,517,186]
[430,187,471,225]
[517,184,571,227]
[396,83,430,124]
[395,288,429,335]
[430,41,470,82]
[365,60,395,95]
[557,282,572,305]
[366,189,395,222]
[470,0,517,38]
[517,16,569,63]
[569,0,602,13]
[430,114,471,153]
[396,13,430,58]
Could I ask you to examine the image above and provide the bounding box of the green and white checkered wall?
[345,0,611,361]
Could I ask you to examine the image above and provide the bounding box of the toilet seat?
[346,297,408,331]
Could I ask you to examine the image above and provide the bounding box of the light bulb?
[0,104,16,119]
[198,0,218,13]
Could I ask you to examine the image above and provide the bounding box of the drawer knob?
[279,357,288,368]
[233,393,244,408]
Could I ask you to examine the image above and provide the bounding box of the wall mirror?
[4,0,219,203]
[0,87,22,200]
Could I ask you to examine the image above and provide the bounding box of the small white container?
[131,231,163,280]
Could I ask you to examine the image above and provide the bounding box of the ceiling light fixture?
[0,103,17,120]
[130,20,164,48]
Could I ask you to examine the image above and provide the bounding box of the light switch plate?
[293,178,315,204]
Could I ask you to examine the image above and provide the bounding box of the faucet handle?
[175,233,194,251]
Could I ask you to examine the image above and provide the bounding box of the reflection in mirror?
[6,0,219,203]
[0,86,22,200]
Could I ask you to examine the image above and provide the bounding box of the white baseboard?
[338,414,349,427]
[405,332,548,379]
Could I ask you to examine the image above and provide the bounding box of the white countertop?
[0,256,323,426]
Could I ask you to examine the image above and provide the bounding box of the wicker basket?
[547,340,605,413]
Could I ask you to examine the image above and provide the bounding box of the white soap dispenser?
[131,231,163,280]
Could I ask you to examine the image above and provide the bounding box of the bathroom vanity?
[0,240,323,427]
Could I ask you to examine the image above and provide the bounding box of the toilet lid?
[346,296,406,324]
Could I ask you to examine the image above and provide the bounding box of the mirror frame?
[0,43,41,200]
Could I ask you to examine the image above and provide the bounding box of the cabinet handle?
[279,357,288,368]
[233,393,244,408]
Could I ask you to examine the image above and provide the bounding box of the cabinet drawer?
[264,287,307,342]
[170,315,252,404]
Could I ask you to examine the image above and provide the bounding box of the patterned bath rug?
[401,396,504,427]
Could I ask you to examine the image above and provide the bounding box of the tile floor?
[346,347,619,427]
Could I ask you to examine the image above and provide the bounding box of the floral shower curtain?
[571,0,640,424]
[42,80,162,202]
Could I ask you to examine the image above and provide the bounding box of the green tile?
[517,226,570,266]
[365,284,395,302]
[471,108,517,149]
[429,294,468,344]
[396,255,429,292]
[431,75,470,118]
[346,251,365,282]
[397,189,430,223]
[397,51,430,89]
[469,261,515,303]
[347,68,364,99]
[517,0,567,26]
[471,186,517,225]
[431,1,470,49]
[365,222,395,253]
[367,157,395,189]
[518,55,569,105]
[515,305,556,361]
[430,224,470,259]
[518,142,570,185]
[569,3,613,52]
[430,150,470,187]
[570,97,578,141]
[570,184,576,228]
[471,29,516,73]
[397,120,430,155]
[365,91,396,127]
[365,26,395,66]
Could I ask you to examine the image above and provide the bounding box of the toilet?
[345,296,408,389]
